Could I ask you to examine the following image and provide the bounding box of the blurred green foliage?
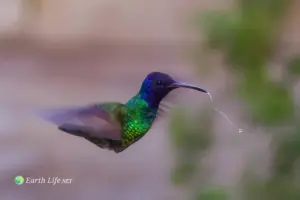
[195,187,229,200]
[170,0,300,199]
[238,81,294,125]
[170,108,213,153]
[287,55,300,77]
[170,107,213,185]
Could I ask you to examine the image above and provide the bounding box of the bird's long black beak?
[169,81,208,93]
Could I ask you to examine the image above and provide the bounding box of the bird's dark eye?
[156,80,163,86]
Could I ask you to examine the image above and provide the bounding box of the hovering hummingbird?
[40,72,208,153]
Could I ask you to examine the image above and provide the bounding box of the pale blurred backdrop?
[0,0,300,200]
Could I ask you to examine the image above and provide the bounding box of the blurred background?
[0,0,299,199]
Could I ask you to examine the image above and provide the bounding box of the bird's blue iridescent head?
[139,72,208,108]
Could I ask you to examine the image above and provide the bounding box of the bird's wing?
[38,102,127,140]
[153,91,178,123]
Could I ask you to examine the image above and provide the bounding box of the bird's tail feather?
[58,123,89,137]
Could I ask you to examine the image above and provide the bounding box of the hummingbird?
[40,72,208,153]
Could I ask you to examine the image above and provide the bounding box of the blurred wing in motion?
[38,102,127,141]
[154,91,179,123]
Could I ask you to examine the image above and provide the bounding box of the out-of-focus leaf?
[171,161,197,185]
[264,177,300,200]
[169,107,214,185]
[195,187,229,200]
[169,108,189,149]
[240,0,291,18]
[200,11,239,49]
[274,130,300,175]
[240,80,293,125]
[287,56,300,76]
[227,10,276,70]
[169,107,213,152]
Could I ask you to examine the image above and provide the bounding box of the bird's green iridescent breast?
[121,95,157,146]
